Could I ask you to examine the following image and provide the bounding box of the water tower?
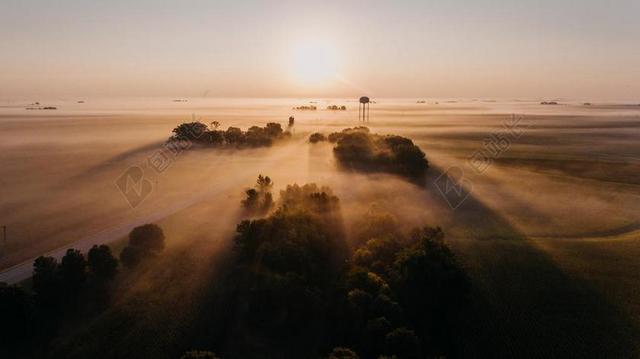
[359,96,370,122]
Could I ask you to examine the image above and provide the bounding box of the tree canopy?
[120,223,166,268]
[309,127,429,181]
[169,121,290,148]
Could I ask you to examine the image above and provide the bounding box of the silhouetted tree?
[120,224,166,268]
[309,132,327,143]
[207,130,225,145]
[59,249,87,292]
[265,122,283,138]
[120,245,143,268]
[172,122,208,141]
[327,347,359,359]
[0,283,32,351]
[385,327,421,359]
[169,120,289,149]
[129,223,165,252]
[361,317,392,358]
[180,350,220,359]
[32,256,61,309]
[224,126,244,144]
[242,175,274,215]
[242,188,260,209]
[88,245,119,282]
[390,226,468,356]
[328,127,428,180]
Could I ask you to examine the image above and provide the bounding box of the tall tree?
[88,245,119,282]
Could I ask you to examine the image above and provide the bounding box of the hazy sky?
[1,0,639,100]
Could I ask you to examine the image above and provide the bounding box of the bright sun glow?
[291,43,338,85]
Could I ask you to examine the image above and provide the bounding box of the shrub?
[328,127,428,180]
[309,132,327,143]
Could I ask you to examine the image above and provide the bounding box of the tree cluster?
[309,132,327,143]
[203,178,347,357]
[319,206,468,359]
[293,105,317,110]
[199,178,466,359]
[0,244,119,355]
[241,174,275,215]
[120,223,166,268]
[0,224,168,357]
[169,121,290,148]
[310,127,429,181]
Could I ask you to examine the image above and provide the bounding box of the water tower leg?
[367,103,370,122]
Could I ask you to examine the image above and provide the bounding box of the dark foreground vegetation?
[198,176,467,358]
[1,176,466,359]
[310,127,429,181]
[0,224,166,357]
[169,120,291,148]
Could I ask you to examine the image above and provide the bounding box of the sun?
[291,43,338,85]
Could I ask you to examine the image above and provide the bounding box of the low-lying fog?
[1,98,638,269]
[3,98,640,356]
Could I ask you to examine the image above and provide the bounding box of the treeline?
[0,224,166,356]
[309,127,429,181]
[169,121,291,148]
[188,175,466,358]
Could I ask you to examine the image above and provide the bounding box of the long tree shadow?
[59,141,164,187]
[424,163,638,357]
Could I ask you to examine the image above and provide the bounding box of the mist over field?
[0,98,639,357]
